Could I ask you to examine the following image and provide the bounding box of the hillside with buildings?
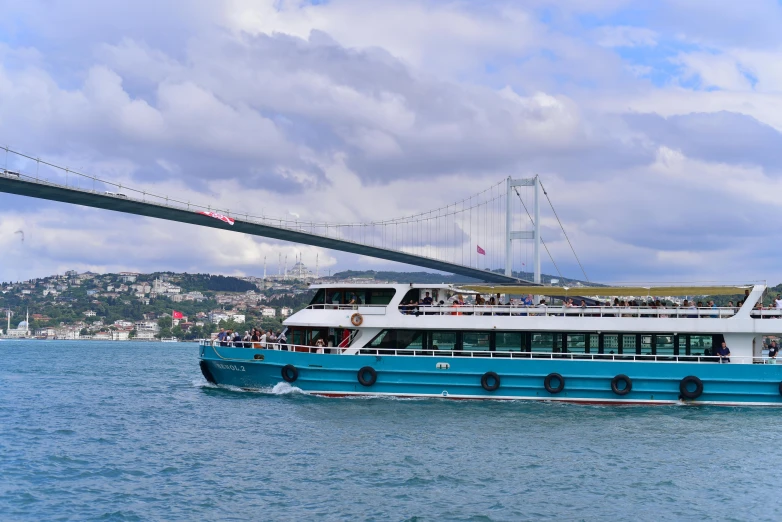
[3,265,778,341]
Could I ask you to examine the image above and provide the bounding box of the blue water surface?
[2,340,781,521]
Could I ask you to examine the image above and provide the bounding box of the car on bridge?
[104,191,128,199]
[2,169,20,178]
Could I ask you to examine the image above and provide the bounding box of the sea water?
[2,340,781,521]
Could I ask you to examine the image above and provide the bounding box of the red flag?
[198,211,235,226]
[477,245,486,255]
[172,310,184,319]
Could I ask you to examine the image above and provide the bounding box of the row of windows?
[367,330,724,356]
[309,288,397,306]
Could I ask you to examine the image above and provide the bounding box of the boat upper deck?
[297,283,780,320]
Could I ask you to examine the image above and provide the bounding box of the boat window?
[309,289,325,306]
[603,334,619,355]
[344,290,364,305]
[463,332,490,352]
[496,332,524,352]
[400,289,420,307]
[431,331,458,351]
[656,334,675,356]
[367,330,424,350]
[366,289,396,305]
[641,335,653,355]
[289,327,327,346]
[621,334,637,355]
[589,334,599,354]
[326,289,343,304]
[532,333,555,352]
[566,334,586,354]
[689,335,712,356]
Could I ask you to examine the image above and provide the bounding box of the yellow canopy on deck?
[460,285,753,297]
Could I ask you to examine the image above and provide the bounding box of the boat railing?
[396,305,782,319]
[199,340,776,364]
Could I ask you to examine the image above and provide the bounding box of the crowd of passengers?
[399,291,782,317]
[215,327,287,347]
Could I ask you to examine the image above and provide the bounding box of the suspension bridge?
[0,147,587,284]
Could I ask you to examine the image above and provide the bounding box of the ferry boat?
[199,283,782,406]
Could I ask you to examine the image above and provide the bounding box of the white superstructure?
[283,283,780,363]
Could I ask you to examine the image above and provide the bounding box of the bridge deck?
[0,174,525,283]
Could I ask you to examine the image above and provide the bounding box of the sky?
[1,0,782,285]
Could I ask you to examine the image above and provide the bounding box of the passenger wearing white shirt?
[775,295,782,310]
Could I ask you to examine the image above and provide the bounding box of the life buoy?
[544,373,565,394]
[679,375,703,400]
[481,371,500,392]
[199,360,217,384]
[611,374,632,396]
[357,366,377,386]
[281,364,299,383]
[350,313,363,327]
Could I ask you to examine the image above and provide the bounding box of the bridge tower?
[505,176,541,283]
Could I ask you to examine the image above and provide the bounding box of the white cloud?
[2,0,782,285]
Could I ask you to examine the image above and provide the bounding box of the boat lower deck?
[199,343,782,406]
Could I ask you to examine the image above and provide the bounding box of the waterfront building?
[5,309,31,338]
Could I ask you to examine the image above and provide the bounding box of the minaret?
[284,255,288,277]
[263,256,267,281]
[316,253,319,279]
[6,309,9,336]
[26,307,29,336]
[278,253,281,276]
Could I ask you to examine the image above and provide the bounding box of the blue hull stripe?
[200,345,782,406]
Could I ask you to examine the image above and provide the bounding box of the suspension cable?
[537,179,589,283]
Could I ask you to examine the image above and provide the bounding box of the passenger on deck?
[251,329,261,348]
[768,341,778,363]
[268,331,278,345]
[523,294,534,306]
[716,342,731,363]
[242,330,251,347]
[420,292,433,306]
[217,328,227,345]
[451,300,463,316]
[314,338,325,354]
[259,329,267,348]
[277,330,287,346]
[232,331,242,345]
[775,295,782,311]
[709,300,718,318]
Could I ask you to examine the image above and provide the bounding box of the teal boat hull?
[199,344,782,406]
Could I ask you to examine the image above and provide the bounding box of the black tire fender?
[481,371,500,392]
[611,374,632,396]
[281,364,299,383]
[679,375,703,400]
[357,366,377,386]
[544,373,565,394]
